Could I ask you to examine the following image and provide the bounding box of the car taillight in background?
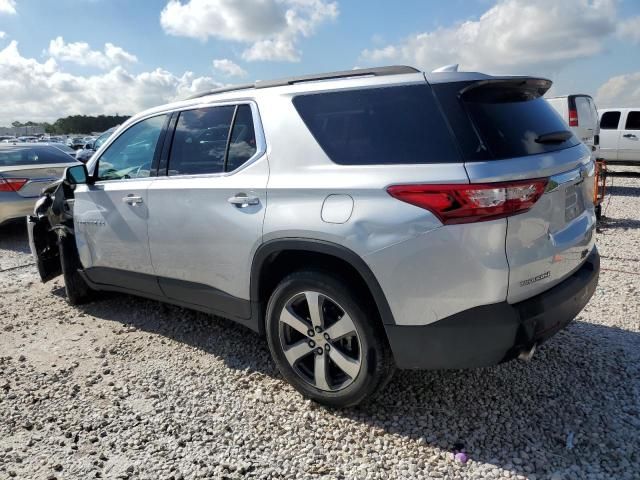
[387,179,549,225]
[0,178,29,192]
[568,109,578,127]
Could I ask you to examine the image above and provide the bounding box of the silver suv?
[29,66,599,407]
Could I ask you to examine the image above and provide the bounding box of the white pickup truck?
[598,108,640,164]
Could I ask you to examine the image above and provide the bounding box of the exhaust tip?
[518,344,537,362]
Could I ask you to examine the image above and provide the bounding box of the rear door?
[147,102,268,319]
[618,110,640,162]
[434,79,596,303]
[74,114,169,293]
[572,95,598,156]
[598,110,621,160]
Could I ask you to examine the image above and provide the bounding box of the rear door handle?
[122,194,143,205]
[622,133,637,139]
[228,193,260,208]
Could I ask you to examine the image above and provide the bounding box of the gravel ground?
[1,178,638,480]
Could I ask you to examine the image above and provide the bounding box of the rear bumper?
[0,193,35,225]
[385,248,600,369]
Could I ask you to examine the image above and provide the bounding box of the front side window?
[600,111,620,130]
[97,115,166,181]
[625,111,640,130]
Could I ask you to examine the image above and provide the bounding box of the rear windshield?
[433,81,580,161]
[0,146,76,167]
[293,84,461,165]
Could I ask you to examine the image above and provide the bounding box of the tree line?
[10,115,131,134]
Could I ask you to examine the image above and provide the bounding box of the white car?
[598,108,640,164]
[546,95,600,160]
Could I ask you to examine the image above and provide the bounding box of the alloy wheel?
[278,291,362,392]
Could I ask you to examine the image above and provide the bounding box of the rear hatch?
[433,77,596,303]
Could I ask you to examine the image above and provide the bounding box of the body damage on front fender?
[27,179,77,283]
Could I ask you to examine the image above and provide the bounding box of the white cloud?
[47,36,138,69]
[212,58,247,77]
[595,72,640,107]
[0,40,221,125]
[617,16,640,44]
[0,31,6,39]
[360,0,617,76]
[160,0,338,62]
[0,0,16,15]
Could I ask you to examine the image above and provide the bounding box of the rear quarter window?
[292,84,461,165]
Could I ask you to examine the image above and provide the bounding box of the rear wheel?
[59,235,94,305]
[265,270,394,408]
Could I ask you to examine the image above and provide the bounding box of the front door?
[74,114,169,294]
[147,103,268,319]
[618,110,640,162]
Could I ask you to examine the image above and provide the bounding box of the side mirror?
[84,143,93,150]
[65,164,89,185]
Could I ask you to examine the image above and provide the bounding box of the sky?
[0,0,639,125]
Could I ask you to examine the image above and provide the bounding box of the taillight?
[387,179,548,225]
[568,109,578,127]
[0,178,28,192]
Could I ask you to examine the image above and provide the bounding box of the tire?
[265,270,395,408]
[58,235,94,305]
[595,204,602,220]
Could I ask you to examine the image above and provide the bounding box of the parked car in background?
[546,94,600,160]
[75,127,118,163]
[66,137,86,150]
[0,136,16,142]
[28,66,599,407]
[0,144,79,226]
[17,136,38,143]
[598,108,640,163]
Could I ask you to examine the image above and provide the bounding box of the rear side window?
[293,85,461,165]
[0,146,76,167]
[168,104,258,175]
[600,111,621,130]
[625,111,640,130]
[169,106,235,176]
[226,105,257,171]
[461,84,580,159]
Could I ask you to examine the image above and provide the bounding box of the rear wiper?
[535,131,573,144]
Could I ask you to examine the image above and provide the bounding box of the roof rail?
[185,65,419,100]
[255,65,419,88]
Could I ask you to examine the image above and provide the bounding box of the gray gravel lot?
[1,178,639,480]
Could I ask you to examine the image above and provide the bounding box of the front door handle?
[122,194,143,205]
[228,193,260,208]
[622,133,637,139]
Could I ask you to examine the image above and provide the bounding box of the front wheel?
[59,235,94,305]
[265,270,395,408]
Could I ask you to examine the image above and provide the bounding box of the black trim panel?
[158,276,251,320]
[84,267,164,296]
[251,238,396,325]
[80,267,256,331]
[386,249,600,369]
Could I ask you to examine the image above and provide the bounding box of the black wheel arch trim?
[250,238,396,329]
